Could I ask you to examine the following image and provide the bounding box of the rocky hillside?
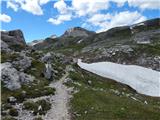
[32,18,160,71]
[1,30,72,120]
[1,18,160,120]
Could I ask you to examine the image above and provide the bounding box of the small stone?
[84,111,87,114]
[7,96,17,104]
[88,80,92,84]
[144,100,148,104]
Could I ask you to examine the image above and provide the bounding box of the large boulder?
[43,63,53,80]
[41,52,52,63]
[1,62,34,90]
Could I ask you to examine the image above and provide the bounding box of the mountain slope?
[1,18,160,120]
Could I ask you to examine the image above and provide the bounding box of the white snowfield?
[77,59,160,97]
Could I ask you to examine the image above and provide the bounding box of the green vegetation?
[133,43,160,56]
[33,117,43,120]
[26,59,45,78]
[66,65,160,120]
[1,82,55,103]
[9,44,25,52]
[23,99,51,115]
[9,108,18,116]
[1,52,21,63]
[2,117,17,120]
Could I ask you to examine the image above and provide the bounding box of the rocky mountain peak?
[62,27,95,37]
[50,34,57,39]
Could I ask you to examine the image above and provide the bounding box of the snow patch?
[77,39,83,44]
[78,59,160,97]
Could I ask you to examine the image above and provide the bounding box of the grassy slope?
[65,65,160,120]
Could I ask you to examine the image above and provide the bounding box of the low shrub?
[23,99,51,115]
[9,108,18,116]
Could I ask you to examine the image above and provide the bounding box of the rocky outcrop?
[0,40,12,53]
[132,29,160,44]
[1,29,26,51]
[1,62,34,90]
[41,52,52,63]
[12,55,32,71]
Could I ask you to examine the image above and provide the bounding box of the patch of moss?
[1,52,21,63]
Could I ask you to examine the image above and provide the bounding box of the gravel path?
[43,66,72,120]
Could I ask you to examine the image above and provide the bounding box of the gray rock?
[12,55,32,71]
[7,96,17,104]
[0,40,12,52]
[1,62,21,90]
[1,62,34,90]
[41,52,52,63]
[43,63,53,80]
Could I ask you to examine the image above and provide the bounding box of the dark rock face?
[1,29,26,50]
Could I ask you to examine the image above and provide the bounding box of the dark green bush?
[9,108,18,116]
[33,117,43,120]
[2,116,17,120]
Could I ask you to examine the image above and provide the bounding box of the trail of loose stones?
[43,67,72,120]
[15,66,72,120]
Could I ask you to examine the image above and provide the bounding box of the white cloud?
[47,14,72,25]
[6,0,50,15]
[86,11,146,33]
[111,0,160,10]
[48,0,73,25]
[48,0,157,27]
[7,1,19,12]
[54,0,69,14]
[111,0,127,7]
[20,0,43,15]
[39,0,50,5]
[127,0,160,10]
[0,13,12,23]
[87,13,112,26]
[49,0,110,25]
[72,0,110,17]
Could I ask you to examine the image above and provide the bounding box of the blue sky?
[0,0,160,42]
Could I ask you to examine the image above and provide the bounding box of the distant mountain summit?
[62,27,95,37]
